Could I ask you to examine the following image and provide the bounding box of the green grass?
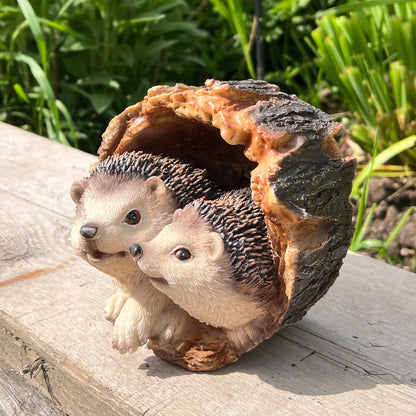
[208,0,256,79]
[351,132,379,251]
[351,135,416,199]
[0,0,210,152]
[309,1,416,170]
[350,133,415,267]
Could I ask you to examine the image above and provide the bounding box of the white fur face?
[70,173,178,275]
[134,206,264,329]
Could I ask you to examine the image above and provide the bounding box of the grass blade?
[339,66,374,126]
[351,203,376,251]
[385,206,415,246]
[13,83,30,104]
[56,99,78,148]
[351,135,416,197]
[16,0,48,70]
[356,238,386,250]
[316,0,411,18]
[14,53,68,145]
[351,133,379,250]
[208,0,256,78]
[208,0,231,25]
[227,0,256,78]
[37,17,90,42]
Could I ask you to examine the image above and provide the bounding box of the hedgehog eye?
[173,248,192,261]
[124,209,141,225]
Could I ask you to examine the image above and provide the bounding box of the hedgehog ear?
[207,232,224,262]
[172,208,184,221]
[70,179,86,204]
[146,176,167,198]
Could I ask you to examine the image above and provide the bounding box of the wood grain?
[1,122,415,415]
[0,363,65,416]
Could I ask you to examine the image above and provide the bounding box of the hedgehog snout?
[129,243,143,259]
[80,224,99,239]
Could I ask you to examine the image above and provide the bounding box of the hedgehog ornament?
[73,79,356,371]
[129,188,280,354]
[70,151,222,353]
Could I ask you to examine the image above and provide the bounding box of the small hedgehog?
[70,151,222,353]
[129,188,279,352]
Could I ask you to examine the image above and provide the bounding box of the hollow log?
[93,79,356,370]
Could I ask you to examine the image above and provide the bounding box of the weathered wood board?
[0,122,415,416]
[0,363,64,416]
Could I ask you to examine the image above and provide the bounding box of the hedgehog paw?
[226,321,265,352]
[149,303,194,344]
[112,298,149,354]
[104,292,128,323]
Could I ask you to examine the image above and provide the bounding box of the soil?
[352,176,416,273]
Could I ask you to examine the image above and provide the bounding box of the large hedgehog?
[70,150,223,353]
[129,188,280,353]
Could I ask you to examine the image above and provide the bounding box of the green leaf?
[316,0,411,18]
[351,135,416,197]
[37,17,90,42]
[351,203,376,251]
[148,21,207,38]
[56,99,78,148]
[355,239,386,250]
[207,0,255,78]
[13,83,30,104]
[90,90,114,114]
[16,0,48,70]
[181,54,205,67]
[119,12,165,26]
[61,53,89,78]
[389,61,406,111]
[60,36,95,53]
[208,0,231,23]
[14,53,69,146]
[385,206,415,246]
[135,39,177,62]
[351,134,379,251]
[339,66,373,126]
[116,45,135,67]
[0,6,20,16]
[78,74,120,90]
[57,0,77,19]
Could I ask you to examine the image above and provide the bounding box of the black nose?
[79,224,98,239]
[129,243,143,258]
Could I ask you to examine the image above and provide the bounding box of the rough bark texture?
[95,79,356,370]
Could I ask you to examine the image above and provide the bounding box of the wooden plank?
[1,122,416,416]
[0,362,65,416]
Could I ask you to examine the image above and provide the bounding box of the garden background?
[1,0,415,270]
